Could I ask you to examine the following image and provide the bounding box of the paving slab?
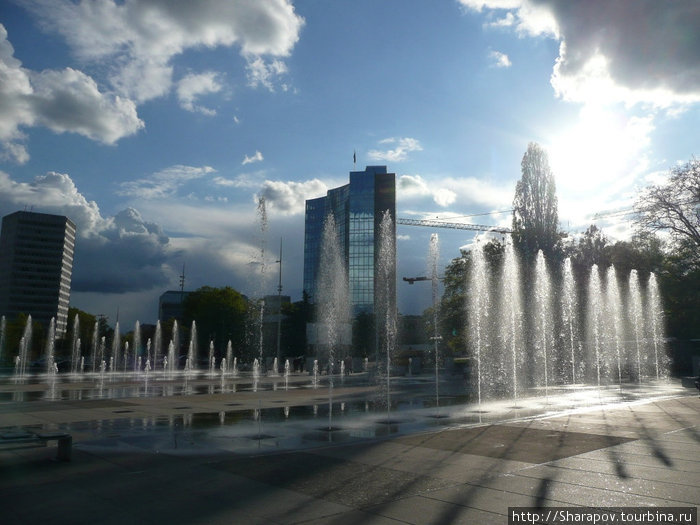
[0,387,697,524]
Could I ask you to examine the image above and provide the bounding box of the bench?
[0,430,72,461]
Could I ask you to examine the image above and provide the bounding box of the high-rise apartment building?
[0,211,76,336]
[303,165,396,316]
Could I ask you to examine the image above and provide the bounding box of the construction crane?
[591,206,636,220]
[397,217,512,234]
[402,276,430,285]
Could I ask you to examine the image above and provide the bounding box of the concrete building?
[158,290,191,322]
[0,211,76,336]
[303,165,396,316]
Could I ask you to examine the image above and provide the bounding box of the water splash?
[605,266,623,386]
[226,340,233,375]
[587,265,604,386]
[91,321,99,373]
[111,322,121,376]
[561,258,580,384]
[428,233,441,408]
[629,270,645,383]
[468,241,489,406]
[133,321,142,372]
[44,317,56,376]
[70,314,81,374]
[187,321,197,372]
[16,315,32,379]
[501,241,523,402]
[647,272,666,380]
[534,250,552,399]
[317,213,350,429]
[168,321,179,375]
[377,210,396,421]
[256,196,268,365]
[153,321,162,373]
[0,315,5,365]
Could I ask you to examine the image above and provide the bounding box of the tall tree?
[634,158,700,254]
[512,142,561,261]
[182,286,248,358]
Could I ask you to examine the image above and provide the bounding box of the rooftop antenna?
[353,149,356,169]
[179,263,186,302]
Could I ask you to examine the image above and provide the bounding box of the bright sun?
[547,105,652,196]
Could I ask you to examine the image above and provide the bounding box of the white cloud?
[0,25,143,163]
[118,165,216,199]
[399,173,511,209]
[25,0,304,102]
[398,174,455,207]
[0,171,174,293]
[246,56,289,91]
[242,151,264,165]
[258,179,328,215]
[213,171,265,189]
[489,50,512,68]
[368,137,423,163]
[176,72,223,115]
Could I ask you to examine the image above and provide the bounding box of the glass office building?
[303,166,396,316]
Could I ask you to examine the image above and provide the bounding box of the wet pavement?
[0,373,698,524]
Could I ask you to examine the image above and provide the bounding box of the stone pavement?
[0,393,698,524]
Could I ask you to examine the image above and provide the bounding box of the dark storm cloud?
[0,171,176,294]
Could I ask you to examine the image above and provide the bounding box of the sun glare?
[547,105,652,196]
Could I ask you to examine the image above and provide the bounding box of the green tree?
[658,239,700,339]
[512,142,561,262]
[2,313,45,364]
[182,286,248,359]
[435,238,505,357]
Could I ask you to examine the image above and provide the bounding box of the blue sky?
[1,0,698,327]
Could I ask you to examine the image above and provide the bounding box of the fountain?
[501,241,523,402]
[468,240,489,407]
[605,265,624,386]
[0,315,5,365]
[0,195,679,457]
[70,314,80,374]
[226,340,233,375]
[111,322,120,377]
[629,270,645,383]
[533,250,552,400]
[14,315,32,380]
[133,321,142,372]
[44,318,56,376]
[561,258,579,385]
[186,321,197,372]
[376,210,397,422]
[588,264,604,386]
[428,233,441,409]
[90,321,99,373]
[312,359,319,388]
[316,213,350,430]
[647,273,666,380]
[152,321,162,373]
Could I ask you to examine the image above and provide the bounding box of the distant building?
[262,294,291,361]
[158,290,191,322]
[0,211,76,337]
[303,165,396,316]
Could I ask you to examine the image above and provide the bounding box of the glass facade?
[303,166,395,316]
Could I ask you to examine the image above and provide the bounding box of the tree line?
[433,144,699,373]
